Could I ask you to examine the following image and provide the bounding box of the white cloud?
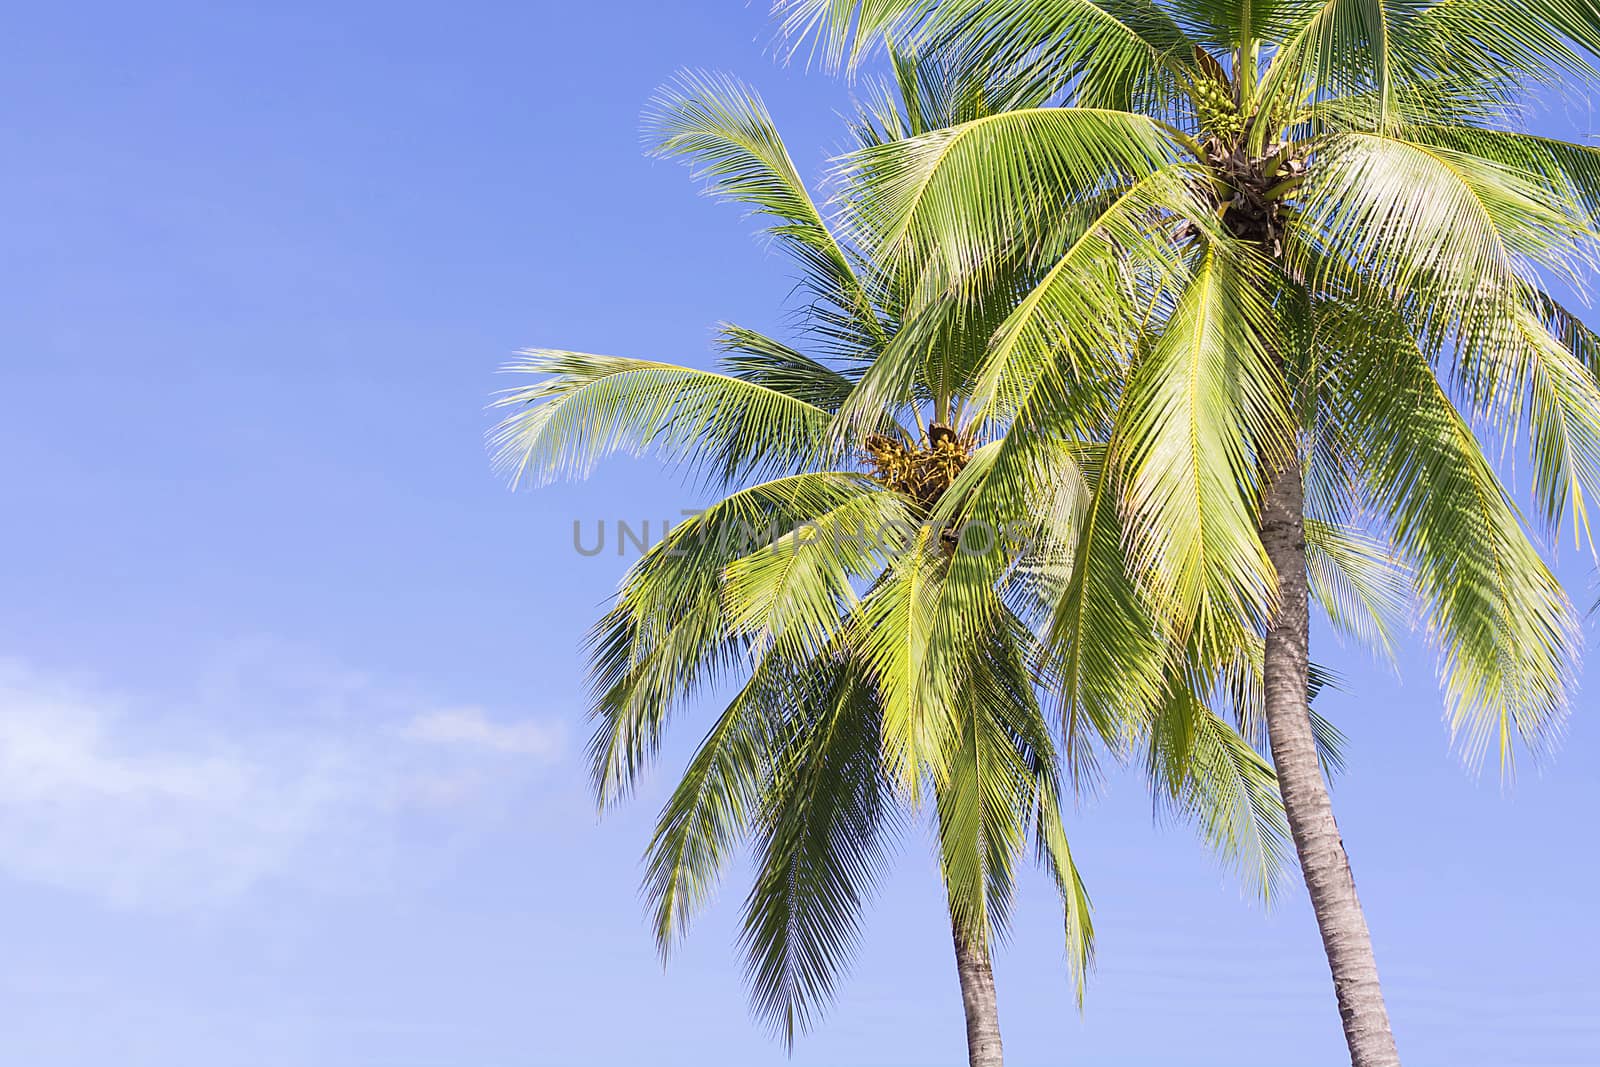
[0,653,565,911]
[401,707,563,758]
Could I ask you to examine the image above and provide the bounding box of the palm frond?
[1399,127,1600,232]
[1257,0,1400,123]
[853,526,955,792]
[742,660,898,1045]
[1259,0,1600,131]
[647,71,888,346]
[1464,301,1600,547]
[934,675,1032,949]
[645,661,790,955]
[838,107,1180,284]
[1047,448,1171,781]
[1032,769,1096,1004]
[1527,284,1600,380]
[1332,314,1581,769]
[1145,679,1293,900]
[491,350,832,488]
[724,487,913,659]
[717,324,861,413]
[982,622,1097,1000]
[968,168,1201,432]
[1293,133,1594,347]
[1398,0,1600,92]
[1113,250,1291,652]
[1305,518,1411,661]
[588,472,877,803]
[775,0,1197,93]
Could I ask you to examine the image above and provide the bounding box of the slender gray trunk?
[1261,461,1401,1067]
[950,916,1004,1067]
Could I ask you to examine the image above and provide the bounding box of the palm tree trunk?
[950,916,1004,1067]
[1261,460,1401,1067]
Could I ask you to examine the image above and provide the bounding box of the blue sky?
[1,2,1597,1065]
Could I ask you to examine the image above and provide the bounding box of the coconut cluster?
[862,423,971,507]
[1187,53,1310,257]
[1192,72,1246,140]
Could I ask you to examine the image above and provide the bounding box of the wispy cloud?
[401,707,563,757]
[0,650,565,911]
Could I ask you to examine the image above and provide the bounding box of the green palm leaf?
[1334,319,1581,768]
[742,661,897,1045]
[1145,679,1292,899]
[838,107,1180,282]
[1292,134,1592,349]
[647,71,887,349]
[1113,249,1291,650]
[724,487,913,658]
[492,350,832,488]
[588,472,876,802]
[1304,518,1410,660]
[776,0,1197,90]
[645,662,789,955]
[717,324,861,412]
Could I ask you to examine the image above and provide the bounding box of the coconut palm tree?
[776,2,1600,1064]
[491,56,1354,1066]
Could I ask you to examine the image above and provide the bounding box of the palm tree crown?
[774,3,1600,1064]
[491,51,1359,1055]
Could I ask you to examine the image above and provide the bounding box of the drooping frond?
[1331,314,1581,769]
[1144,679,1292,900]
[1398,127,1600,233]
[1047,448,1171,780]
[587,598,743,808]
[1113,249,1292,651]
[1528,284,1600,380]
[980,623,1097,999]
[934,666,1034,949]
[1304,518,1410,660]
[644,661,791,956]
[724,487,914,658]
[1032,765,1096,1003]
[1292,133,1594,349]
[935,615,1098,997]
[1220,646,1352,776]
[742,661,898,1046]
[1462,301,1600,547]
[852,526,954,792]
[588,472,878,803]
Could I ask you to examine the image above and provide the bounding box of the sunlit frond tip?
[489,349,832,488]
